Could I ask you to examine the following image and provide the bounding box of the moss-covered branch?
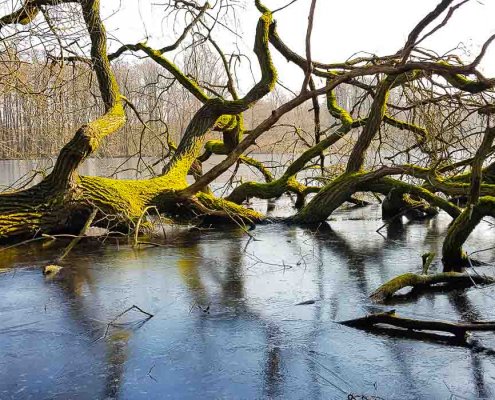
[226,85,366,206]
[160,2,276,182]
[293,166,461,224]
[346,76,395,173]
[239,155,274,183]
[370,272,493,302]
[369,178,460,218]
[442,196,495,271]
[48,0,126,186]
[441,125,495,272]
[0,0,74,28]
[117,42,210,103]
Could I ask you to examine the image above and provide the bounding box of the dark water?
[1,161,495,399]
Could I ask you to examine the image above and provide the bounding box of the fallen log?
[340,310,495,342]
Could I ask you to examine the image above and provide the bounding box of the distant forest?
[0,50,341,159]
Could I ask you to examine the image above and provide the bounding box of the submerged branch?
[341,310,495,342]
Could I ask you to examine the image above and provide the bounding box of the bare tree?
[0,0,494,278]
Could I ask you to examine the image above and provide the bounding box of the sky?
[1,0,493,91]
[98,0,495,92]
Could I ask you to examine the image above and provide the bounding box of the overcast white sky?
[99,0,495,91]
[1,0,493,84]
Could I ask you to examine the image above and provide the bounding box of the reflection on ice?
[1,203,495,399]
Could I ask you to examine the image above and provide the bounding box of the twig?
[0,236,51,253]
[57,208,98,262]
[421,252,435,275]
[147,364,158,382]
[98,305,154,341]
[133,206,156,248]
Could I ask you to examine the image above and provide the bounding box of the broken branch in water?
[99,305,154,341]
[112,304,154,320]
[340,310,495,342]
[57,208,98,262]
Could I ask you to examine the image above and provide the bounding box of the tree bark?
[340,310,495,342]
[0,0,275,242]
[442,125,495,272]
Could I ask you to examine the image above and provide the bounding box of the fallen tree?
[0,0,495,278]
[0,0,276,239]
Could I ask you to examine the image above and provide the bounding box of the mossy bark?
[292,170,460,224]
[442,197,495,272]
[442,126,495,272]
[381,189,438,220]
[0,172,263,241]
[292,172,365,224]
[370,272,493,302]
[0,0,273,242]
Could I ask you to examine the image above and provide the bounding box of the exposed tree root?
[340,310,495,342]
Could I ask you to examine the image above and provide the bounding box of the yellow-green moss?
[326,89,353,127]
